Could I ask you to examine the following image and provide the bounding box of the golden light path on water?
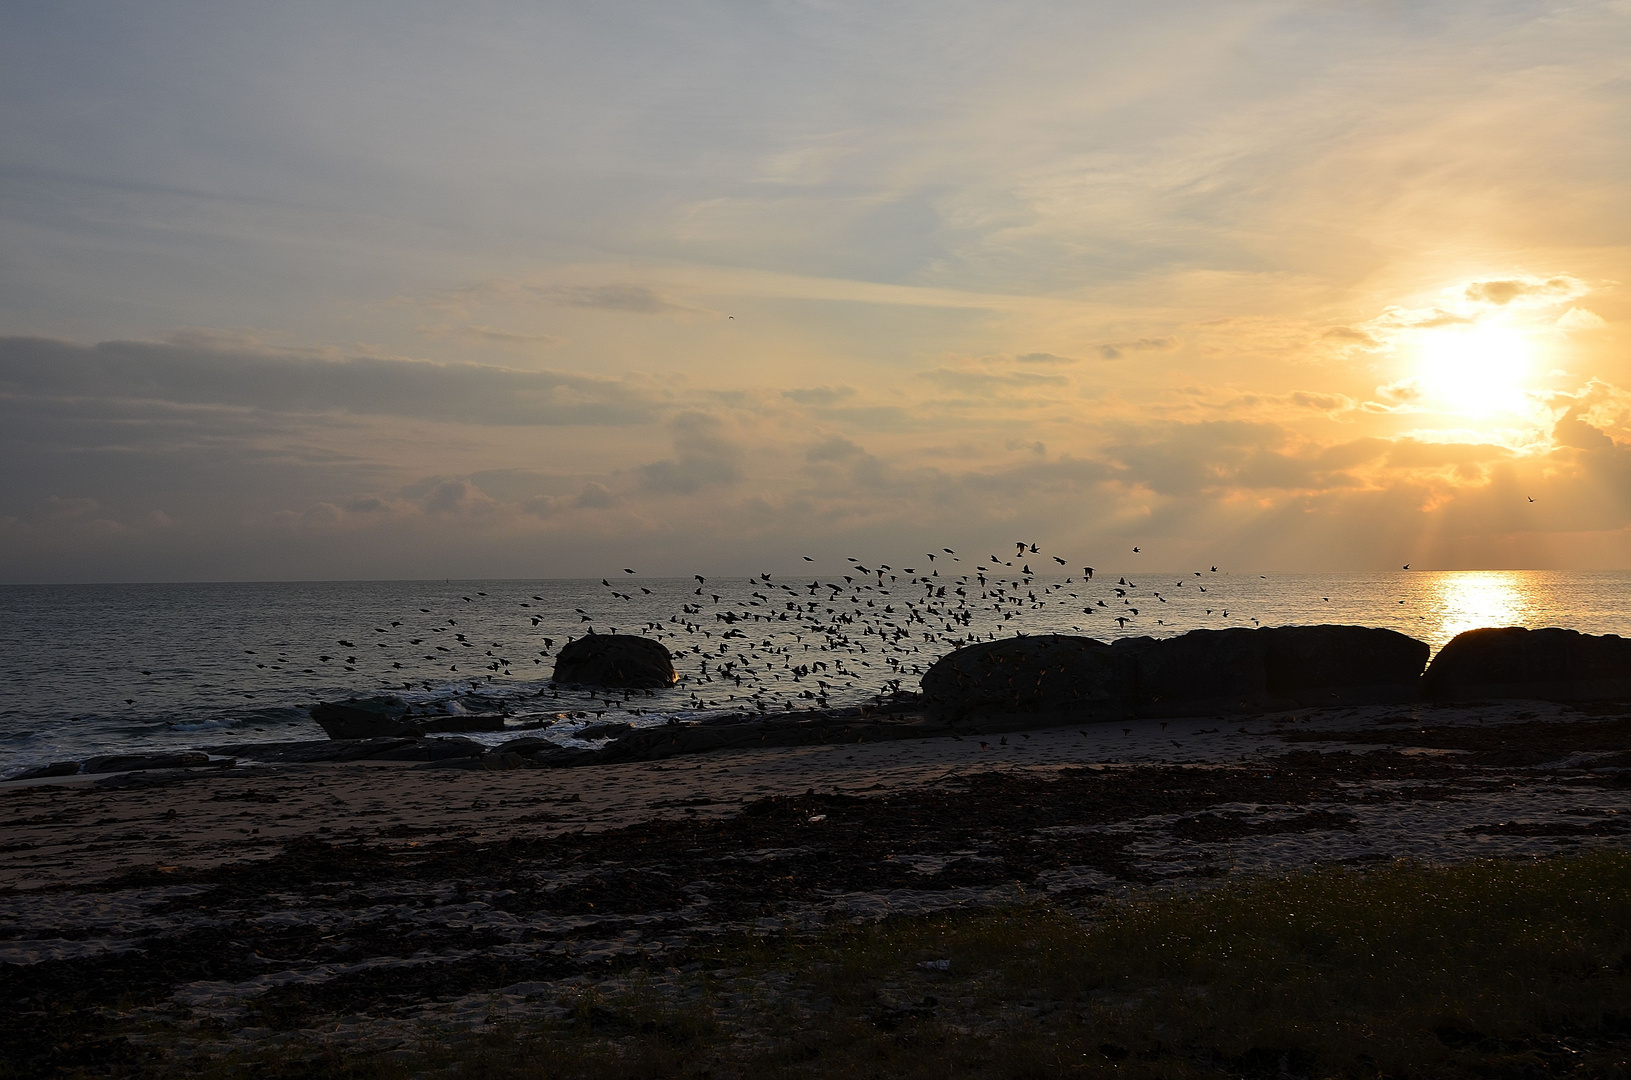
[1432,571,1530,645]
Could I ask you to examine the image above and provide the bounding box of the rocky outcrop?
[310,697,416,739]
[919,634,1137,721]
[1422,627,1631,702]
[81,751,211,774]
[552,634,678,689]
[922,625,1430,721]
[1136,625,1429,718]
[310,697,507,739]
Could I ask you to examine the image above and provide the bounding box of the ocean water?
[2,568,1628,776]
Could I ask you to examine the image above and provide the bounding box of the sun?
[1414,323,1533,416]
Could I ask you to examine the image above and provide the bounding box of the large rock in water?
[552,634,677,689]
[920,634,1136,721]
[310,696,509,740]
[1421,627,1631,701]
[1136,625,1429,717]
[922,625,1429,721]
[311,696,415,739]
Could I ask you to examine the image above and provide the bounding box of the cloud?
[1287,390,1355,414]
[1556,307,1607,331]
[1372,378,1425,407]
[1321,326,1378,345]
[421,479,501,519]
[639,412,744,493]
[415,324,565,347]
[1096,337,1180,360]
[918,367,1070,392]
[0,336,653,426]
[782,385,857,406]
[548,284,688,313]
[1013,352,1079,365]
[806,435,866,463]
[1551,407,1617,452]
[1463,276,1586,307]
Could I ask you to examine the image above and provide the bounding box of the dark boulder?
[921,634,1136,721]
[362,737,487,762]
[310,696,415,739]
[310,697,508,739]
[1136,625,1429,718]
[414,715,508,735]
[1422,627,1631,702]
[81,751,210,774]
[552,634,677,689]
[494,736,567,756]
[921,625,1429,721]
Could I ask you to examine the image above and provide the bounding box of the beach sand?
[2,699,1628,1062]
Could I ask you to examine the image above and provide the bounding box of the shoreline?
[2,697,1628,1070]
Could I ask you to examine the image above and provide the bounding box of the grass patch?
[49,851,1631,1079]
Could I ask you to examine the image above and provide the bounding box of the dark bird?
[1052,556,1066,565]
[1083,567,1093,578]
[1527,496,1535,502]
[624,568,636,574]
[1132,546,1141,553]
[803,556,813,561]
[1402,564,1410,570]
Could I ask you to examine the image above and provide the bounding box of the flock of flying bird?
[213,542,1280,725]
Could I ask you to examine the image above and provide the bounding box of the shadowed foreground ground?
[2,699,1629,1077]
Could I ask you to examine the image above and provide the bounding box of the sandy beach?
[3,697,1629,1069]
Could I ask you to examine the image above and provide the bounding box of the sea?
[2,568,1629,777]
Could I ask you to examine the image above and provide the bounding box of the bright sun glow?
[1434,571,1528,643]
[1415,323,1533,416]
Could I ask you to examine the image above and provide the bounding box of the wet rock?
[921,634,1135,721]
[311,697,508,739]
[494,736,565,756]
[310,697,414,739]
[4,761,83,782]
[413,715,507,735]
[552,634,677,689]
[576,721,634,741]
[202,738,416,763]
[1422,627,1631,702]
[81,752,210,774]
[922,625,1429,721]
[1136,625,1428,718]
[362,737,486,762]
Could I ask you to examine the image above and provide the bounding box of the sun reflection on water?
[1434,571,1529,643]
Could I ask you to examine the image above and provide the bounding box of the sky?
[2,0,1629,582]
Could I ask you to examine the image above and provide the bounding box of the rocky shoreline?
[1,694,1629,1074]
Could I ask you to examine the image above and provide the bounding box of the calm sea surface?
[2,569,1628,775]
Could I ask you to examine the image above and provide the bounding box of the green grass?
[97,851,1631,1078]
